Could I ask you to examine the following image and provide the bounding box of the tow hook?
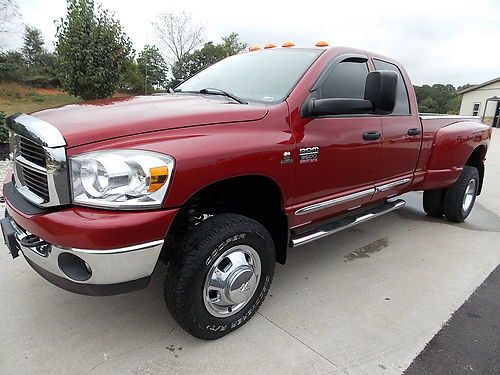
[19,234,51,257]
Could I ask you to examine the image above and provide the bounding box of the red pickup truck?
[2,45,491,339]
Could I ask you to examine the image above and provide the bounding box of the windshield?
[176,49,323,104]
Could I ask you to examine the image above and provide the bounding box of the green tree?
[419,97,439,113]
[55,0,133,100]
[22,26,44,65]
[119,59,143,94]
[19,25,60,87]
[414,83,472,114]
[171,32,247,82]
[220,32,248,56]
[446,95,462,115]
[457,83,475,92]
[137,45,168,91]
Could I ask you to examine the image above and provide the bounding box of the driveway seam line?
[257,312,350,375]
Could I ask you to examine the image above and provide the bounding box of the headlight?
[70,150,175,209]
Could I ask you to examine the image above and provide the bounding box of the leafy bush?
[21,75,59,88]
[0,50,25,83]
[0,112,9,143]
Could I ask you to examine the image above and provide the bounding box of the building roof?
[457,76,500,95]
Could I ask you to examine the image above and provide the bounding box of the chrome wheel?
[462,178,476,213]
[203,245,261,318]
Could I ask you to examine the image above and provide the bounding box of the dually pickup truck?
[2,44,491,339]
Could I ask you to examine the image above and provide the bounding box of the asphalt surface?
[0,128,499,374]
[405,265,500,375]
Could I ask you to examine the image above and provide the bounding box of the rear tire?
[423,189,445,217]
[164,213,275,340]
[443,166,479,223]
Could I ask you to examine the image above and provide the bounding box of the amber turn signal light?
[148,166,169,192]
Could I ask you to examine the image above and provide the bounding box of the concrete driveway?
[1,129,499,375]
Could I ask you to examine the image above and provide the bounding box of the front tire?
[443,166,479,222]
[164,213,275,340]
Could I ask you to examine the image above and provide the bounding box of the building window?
[472,103,481,116]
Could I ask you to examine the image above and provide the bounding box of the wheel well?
[465,145,486,195]
[169,176,289,264]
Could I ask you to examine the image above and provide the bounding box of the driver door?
[292,57,382,227]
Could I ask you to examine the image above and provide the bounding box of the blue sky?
[3,0,499,86]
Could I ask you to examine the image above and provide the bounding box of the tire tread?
[443,166,479,223]
[164,213,274,339]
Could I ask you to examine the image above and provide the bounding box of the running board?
[290,199,406,247]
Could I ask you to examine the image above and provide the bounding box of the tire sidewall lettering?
[205,233,246,266]
[205,275,271,333]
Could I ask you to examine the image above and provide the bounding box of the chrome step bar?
[290,199,406,247]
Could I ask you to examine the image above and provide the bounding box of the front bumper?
[2,178,178,296]
[2,214,164,295]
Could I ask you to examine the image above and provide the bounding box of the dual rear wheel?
[423,166,479,222]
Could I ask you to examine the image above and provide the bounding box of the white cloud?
[3,0,499,85]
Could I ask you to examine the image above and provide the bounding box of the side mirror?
[364,70,398,114]
[306,98,374,116]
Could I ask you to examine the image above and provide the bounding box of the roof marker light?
[282,41,295,48]
[264,43,276,49]
[249,45,261,51]
[315,41,329,47]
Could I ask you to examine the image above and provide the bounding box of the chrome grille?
[7,113,70,208]
[20,165,50,202]
[19,137,47,166]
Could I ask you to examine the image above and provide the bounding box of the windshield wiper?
[173,87,248,104]
[199,88,248,104]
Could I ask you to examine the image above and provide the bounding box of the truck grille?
[19,137,47,166]
[7,113,70,208]
[20,165,50,202]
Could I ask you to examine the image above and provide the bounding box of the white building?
[458,77,500,127]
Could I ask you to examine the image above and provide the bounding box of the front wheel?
[443,166,479,222]
[164,213,275,340]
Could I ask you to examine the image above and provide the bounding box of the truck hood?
[32,94,269,147]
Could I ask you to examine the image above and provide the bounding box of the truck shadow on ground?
[396,192,500,233]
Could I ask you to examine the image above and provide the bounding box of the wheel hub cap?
[204,245,261,318]
[462,178,476,213]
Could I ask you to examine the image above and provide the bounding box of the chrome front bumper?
[3,215,164,295]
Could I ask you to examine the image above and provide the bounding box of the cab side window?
[373,59,410,115]
[319,60,369,100]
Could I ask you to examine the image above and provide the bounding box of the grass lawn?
[0,83,81,116]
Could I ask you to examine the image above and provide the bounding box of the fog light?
[58,253,92,281]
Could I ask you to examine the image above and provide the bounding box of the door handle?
[362,131,381,141]
[407,128,421,136]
